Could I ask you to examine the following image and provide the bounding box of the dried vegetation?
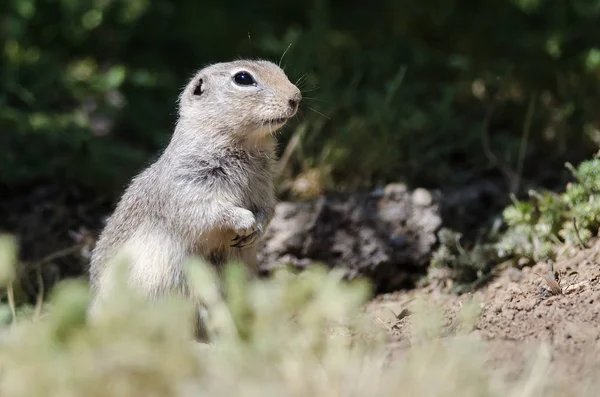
[0,235,598,396]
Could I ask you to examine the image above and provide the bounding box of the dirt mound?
[259,183,442,292]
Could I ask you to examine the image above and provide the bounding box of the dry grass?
[0,234,597,396]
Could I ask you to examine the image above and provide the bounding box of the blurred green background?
[2,0,600,198]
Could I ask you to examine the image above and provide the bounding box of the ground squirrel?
[88,59,301,330]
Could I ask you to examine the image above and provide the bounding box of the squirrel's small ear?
[193,78,203,96]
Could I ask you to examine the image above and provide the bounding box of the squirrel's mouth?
[267,117,289,126]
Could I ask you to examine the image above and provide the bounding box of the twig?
[34,266,44,319]
[454,234,468,257]
[565,161,597,197]
[572,217,588,250]
[18,243,84,317]
[276,125,305,178]
[533,272,562,296]
[481,104,519,192]
[375,316,393,332]
[515,93,537,193]
[7,283,16,325]
[28,243,85,268]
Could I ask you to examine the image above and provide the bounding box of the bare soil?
[368,240,600,392]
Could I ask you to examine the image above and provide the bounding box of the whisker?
[300,86,320,93]
[279,43,293,68]
[293,112,303,124]
[297,81,315,92]
[295,73,309,87]
[302,97,333,104]
[307,106,331,120]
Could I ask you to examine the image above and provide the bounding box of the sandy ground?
[367,239,600,392]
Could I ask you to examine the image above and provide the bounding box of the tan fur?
[88,59,301,324]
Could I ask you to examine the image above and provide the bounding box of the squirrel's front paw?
[231,231,259,248]
[230,209,269,249]
[228,207,257,239]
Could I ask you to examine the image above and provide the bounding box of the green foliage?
[498,157,600,261]
[1,0,151,190]
[2,0,600,194]
[429,227,498,293]
[432,155,600,288]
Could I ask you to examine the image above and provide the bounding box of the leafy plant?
[429,155,600,290]
[498,157,600,261]
[428,227,500,293]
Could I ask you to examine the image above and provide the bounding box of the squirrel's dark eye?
[233,71,256,86]
[193,79,203,96]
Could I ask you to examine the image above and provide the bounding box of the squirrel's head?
[177,59,302,140]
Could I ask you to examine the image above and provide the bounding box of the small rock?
[384,183,408,199]
[412,188,433,207]
[563,281,589,294]
[517,257,532,267]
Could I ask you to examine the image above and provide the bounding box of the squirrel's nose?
[288,91,302,112]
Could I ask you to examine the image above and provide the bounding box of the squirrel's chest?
[209,153,274,192]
